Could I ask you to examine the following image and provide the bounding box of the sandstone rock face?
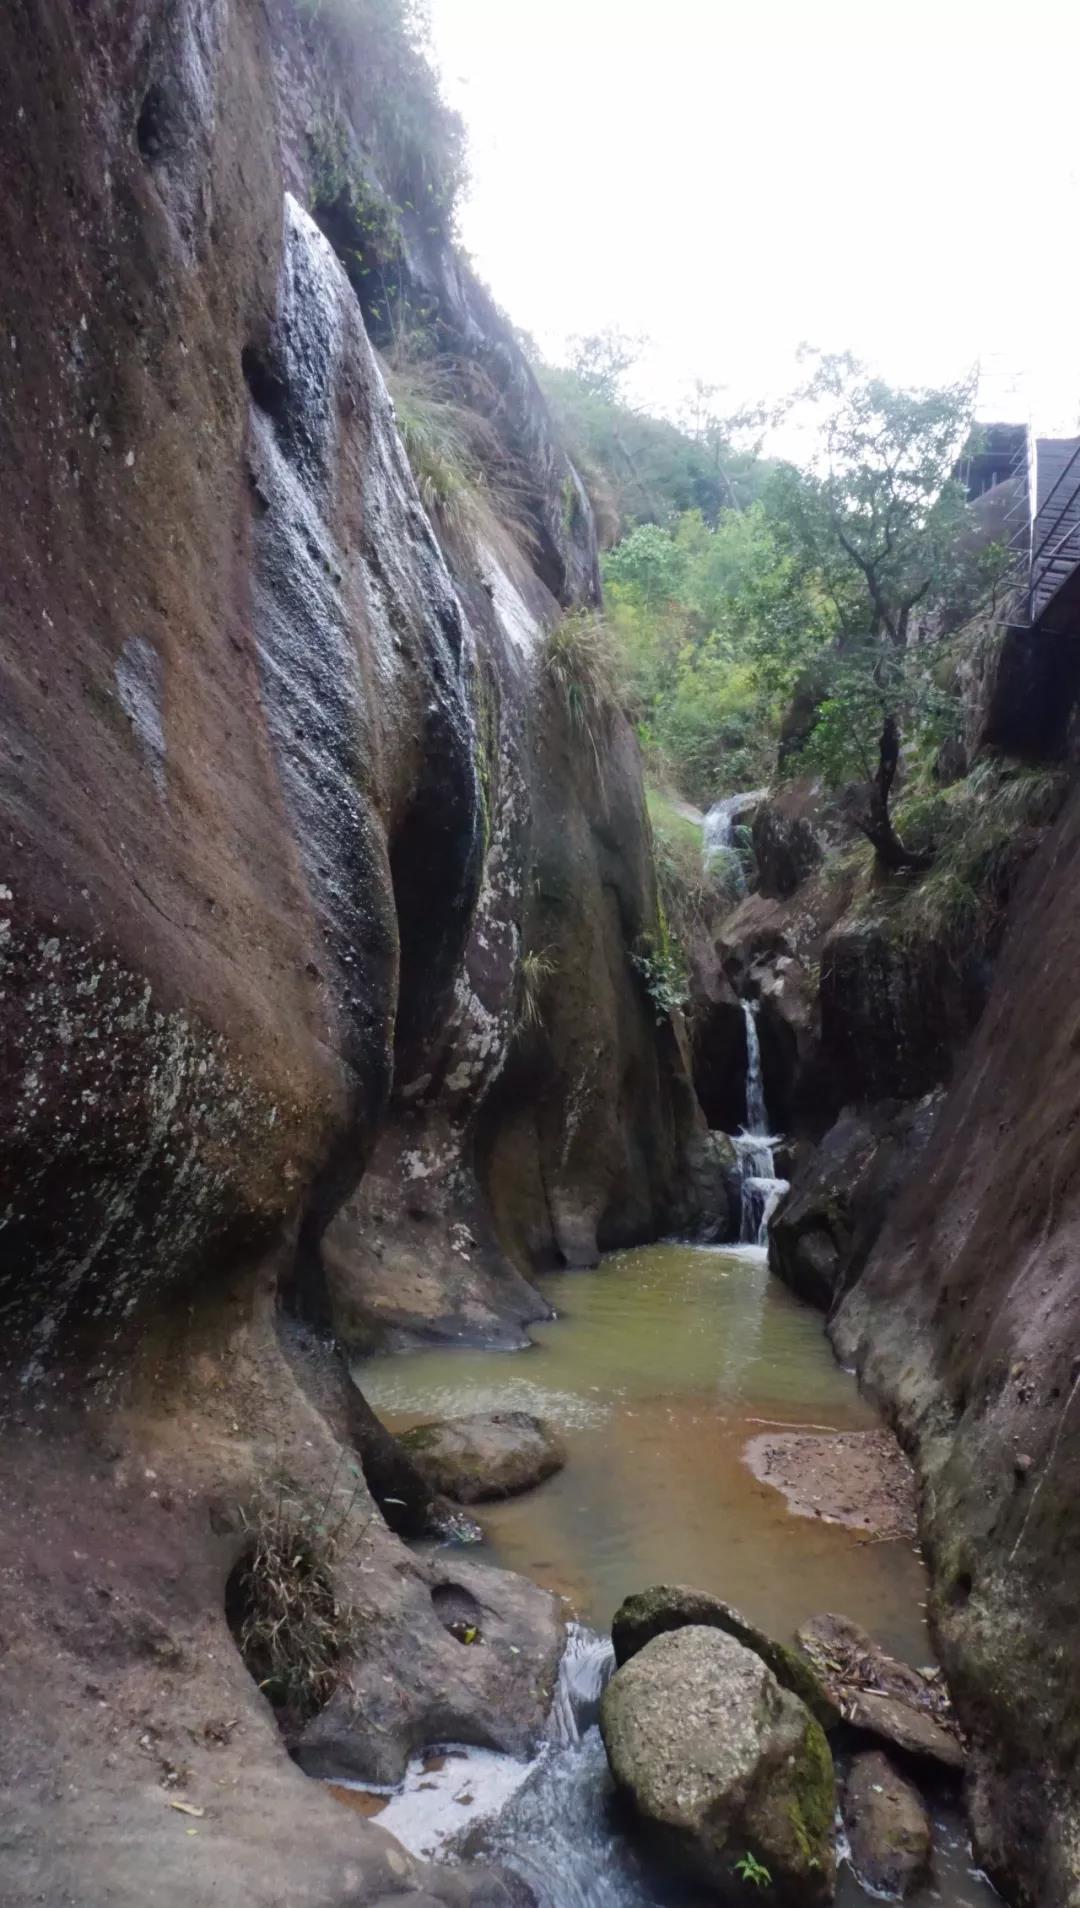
[752,779,830,899]
[820,916,984,1103]
[843,1751,932,1898]
[398,1411,566,1504]
[829,779,1080,1906]
[0,4,701,1904]
[769,1096,941,1312]
[0,0,697,1377]
[665,1130,740,1241]
[600,1626,836,1904]
[611,1583,838,1730]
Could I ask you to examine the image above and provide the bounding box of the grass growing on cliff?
[517,946,558,1031]
[542,611,622,771]
[227,1471,372,1729]
[645,785,736,1003]
[385,357,536,554]
[888,759,1072,958]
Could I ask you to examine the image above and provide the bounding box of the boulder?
[611,1584,839,1731]
[666,1132,740,1242]
[843,1751,932,1897]
[797,1614,963,1776]
[752,781,828,900]
[600,1626,836,1904]
[398,1412,566,1504]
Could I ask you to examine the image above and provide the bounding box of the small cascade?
[548,1622,615,1747]
[702,787,765,893]
[734,1000,789,1248]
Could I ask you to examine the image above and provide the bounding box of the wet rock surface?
[611,1583,838,1731]
[769,1100,941,1312]
[600,1624,836,1904]
[843,1751,933,1898]
[398,1411,567,1504]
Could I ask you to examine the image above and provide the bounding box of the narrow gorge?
[2,7,1080,1908]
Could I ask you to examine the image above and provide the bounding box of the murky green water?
[356,1243,998,1908]
[359,1241,929,1658]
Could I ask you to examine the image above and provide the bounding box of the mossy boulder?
[397,1411,566,1504]
[600,1626,836,1904]
[611,1584,839,1732]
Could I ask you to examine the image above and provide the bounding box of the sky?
[427,0,1080,444]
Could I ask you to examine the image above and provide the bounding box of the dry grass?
[541,611,622,772]
[383,354,537,554]
[517,946,558,1031]
[227,1468,372,1729]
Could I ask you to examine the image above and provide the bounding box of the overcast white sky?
[428,0,1080,442]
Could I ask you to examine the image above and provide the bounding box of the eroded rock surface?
[398,1411,566,1504]
[0,4,702,1904]
[600,1625,836,1904]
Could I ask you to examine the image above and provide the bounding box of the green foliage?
[644,788,737,1005]
[631,933,689,1022]
[760,354,997,801]
[537,365,770,539]
[886,759,1072,958]
[297,0,466,226]
[735,1851,773,1888]
[602,507,827,803]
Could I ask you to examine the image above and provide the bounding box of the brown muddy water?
[355,1243,998,1908]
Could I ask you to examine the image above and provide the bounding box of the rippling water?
[353,1243,999,1908]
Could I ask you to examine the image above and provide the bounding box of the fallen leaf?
[167,1800,205,1818]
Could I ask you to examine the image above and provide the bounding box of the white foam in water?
[334,1746,540,1861]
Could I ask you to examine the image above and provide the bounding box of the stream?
[353,1245,999,1908]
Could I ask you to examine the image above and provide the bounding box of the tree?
[567,328,642,403]
[766,353,983,868]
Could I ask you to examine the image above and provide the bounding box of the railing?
[1027,438,1080,623]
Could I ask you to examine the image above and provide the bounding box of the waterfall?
[733,1000,789,1248]
[702,787,765,893]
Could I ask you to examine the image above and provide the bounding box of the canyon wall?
[0,4,700,1903]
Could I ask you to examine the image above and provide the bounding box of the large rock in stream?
[611,1583,838,1730]
[398,1411,566,1503]
[843,1751,933,1898]
[600,1626,836,1904]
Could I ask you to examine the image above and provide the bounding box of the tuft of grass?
[226,1470,372,1731]
[541,611,622,772]
[384,355,537,554]
[517,946,558,1031]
